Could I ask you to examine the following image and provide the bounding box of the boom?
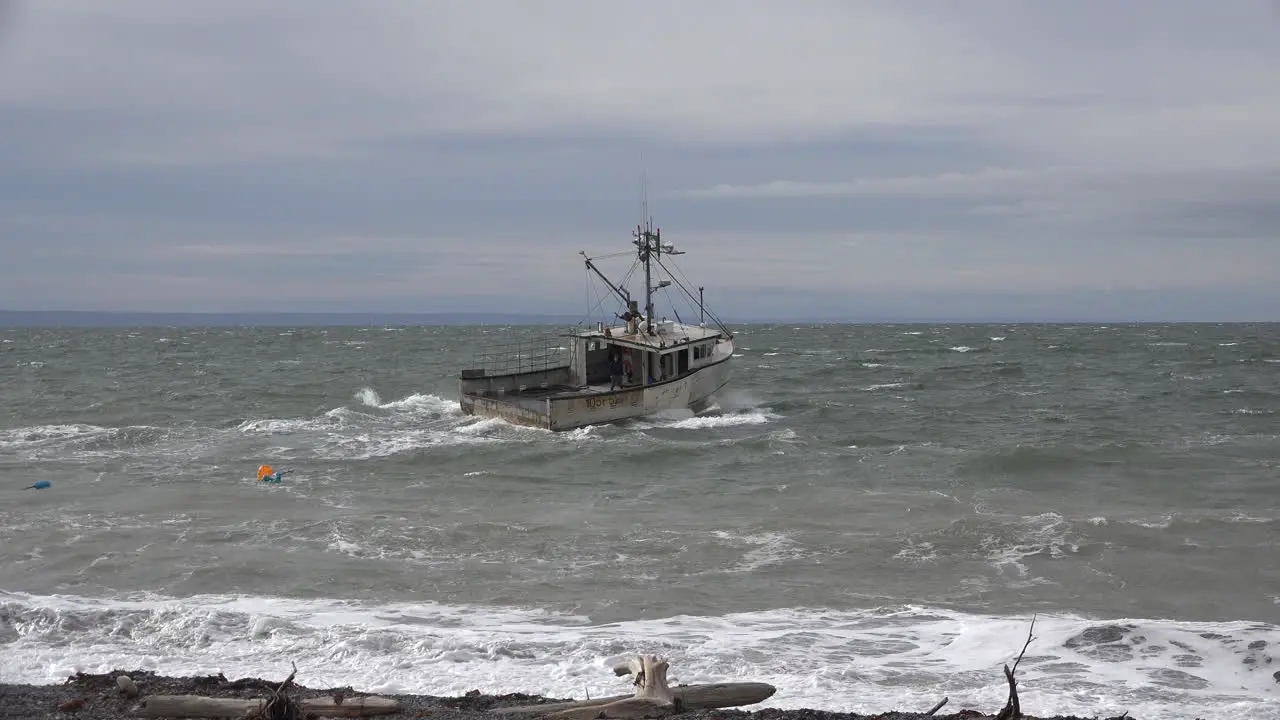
[580,251,631,306]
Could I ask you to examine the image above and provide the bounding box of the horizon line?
[1,309,1277,327]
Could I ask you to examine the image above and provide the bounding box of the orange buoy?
[256,464,273,481]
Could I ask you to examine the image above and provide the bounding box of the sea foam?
[1,591,1276,720]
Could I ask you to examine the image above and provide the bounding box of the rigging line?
[619,260,639,286]
[583,257,640,326]
[588,250,634,261]
[574,265,592,327]
[663,254,704,307]
[652,255,707,313]
[661,286,684,325]
[660,254,715,326]
[575,263,612,327]
[658,263,695,322]
[669,265,701,320]
[615,259,641,307]
[596,262,616,323]
[653,255,733,335]
[688,283,732,336]
[593,271,606,323]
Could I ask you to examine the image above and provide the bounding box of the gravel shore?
[0,670,1141,720]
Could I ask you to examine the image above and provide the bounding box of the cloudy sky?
[2,1,1278,322]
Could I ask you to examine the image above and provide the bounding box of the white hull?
[551,346,733,430]
[460,337,734,431]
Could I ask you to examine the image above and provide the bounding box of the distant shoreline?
[2,310,1278,327]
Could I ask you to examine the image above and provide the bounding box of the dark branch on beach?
[923,696,948,716]
[135,662,401,718]
[995,614,1038,720]
[257,662,301,720]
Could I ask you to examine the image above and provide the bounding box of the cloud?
[684,163,1280,239]
[0,1,1278,319]
[4,1,995,168]
[7,1,1278,165]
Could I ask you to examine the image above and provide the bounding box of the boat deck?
[573,320,724,352]
[472,383,631,414]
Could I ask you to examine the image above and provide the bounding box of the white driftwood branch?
[493,654,777,719]
[135,693,399,718]
[613,654,674,705]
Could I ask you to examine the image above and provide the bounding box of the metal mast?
[636,181,655,334]
[632,180,681,335]
[635,217,657,334]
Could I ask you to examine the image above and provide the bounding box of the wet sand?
[0,669,1139,720]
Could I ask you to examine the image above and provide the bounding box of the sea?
[1,323,1277,719]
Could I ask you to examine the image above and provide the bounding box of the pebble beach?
[1,669,1144,720]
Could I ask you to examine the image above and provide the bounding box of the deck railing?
[465,337,570,377]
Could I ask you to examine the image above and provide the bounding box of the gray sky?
[2,1,1278,321]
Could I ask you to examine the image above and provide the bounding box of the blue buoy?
[27,480,51,490]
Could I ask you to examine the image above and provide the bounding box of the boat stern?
[459,390,553,430]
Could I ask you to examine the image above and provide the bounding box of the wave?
[629,406,780,431]
[0,423,120,447]
[863,382,909,392]
[928,361,1025,379]
[863,345,993,356]
[1,387,784,465]
[956,443,1147,478]
[0,591,1275,720]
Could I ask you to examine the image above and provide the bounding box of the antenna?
[633,172,658,335]
[641,171,649,229]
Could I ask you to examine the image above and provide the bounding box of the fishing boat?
[457,213,735,431]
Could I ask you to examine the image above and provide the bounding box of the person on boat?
[619,302,642,335]
[622,350,634,384]
[609,352,624,391]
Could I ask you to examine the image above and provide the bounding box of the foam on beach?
[1,591,1277,719]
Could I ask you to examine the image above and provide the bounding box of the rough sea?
[1,323,1278,719]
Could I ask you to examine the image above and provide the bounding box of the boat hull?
[460,354,733,431]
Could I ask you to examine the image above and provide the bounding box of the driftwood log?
[134,694,400,718]
[493,654,776,720]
